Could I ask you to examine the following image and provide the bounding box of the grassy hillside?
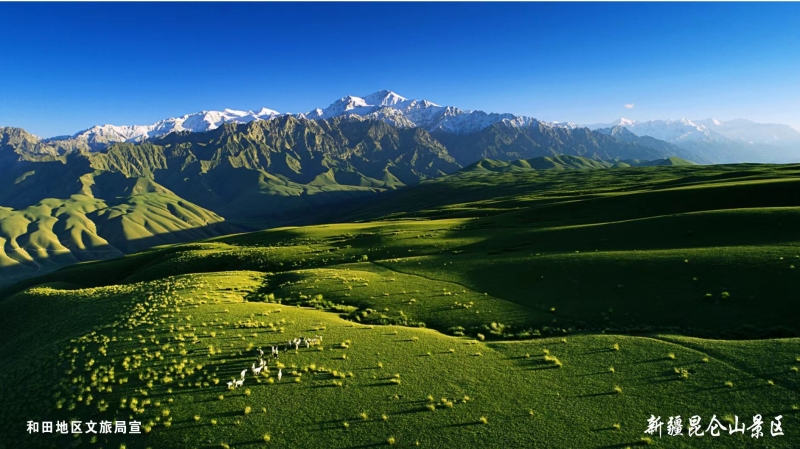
[2,163,799,448]
[2,272,796,448]
[0,192,232,287]
[460,155,694,174]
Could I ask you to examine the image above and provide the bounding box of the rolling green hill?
[0,192,233,287]
[0,121,706,284]
[459,155,695,174]
[2,162,799,448]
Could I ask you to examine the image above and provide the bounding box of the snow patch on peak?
[64,106,282,149]
[362,90,408,107]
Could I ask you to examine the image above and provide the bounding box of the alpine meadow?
[2,3,800,449]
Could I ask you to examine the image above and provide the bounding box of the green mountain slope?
[1,273,797,448]
[432,121,689,165]
[0,192,232,287]
[0,118,463,283]
[85,117,460,218]
[2,162,799,448]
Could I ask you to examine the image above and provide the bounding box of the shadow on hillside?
[438,421,482,428]
[0,222,247,296]
[597,442,652,449]
[575,391,620,398]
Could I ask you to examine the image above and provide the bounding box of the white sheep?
[240,369,247,380]
[227,380,235,389]
[234,378,244,388]
[277,368,282,382]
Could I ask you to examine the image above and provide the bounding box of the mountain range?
[1,89,799,285]
[587,117,800,163]
[31,90,800,164]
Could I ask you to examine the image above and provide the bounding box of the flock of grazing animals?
[226,336,323,390]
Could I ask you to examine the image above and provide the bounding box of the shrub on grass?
[479,416,488,424]
[263,434,271,442]
[382,414,389,422]
[359,412,368,421]
[613,386,622,394]
[244,406,252,415]
[668,353,676,360]
[612,423,620,430]
[613,343,620,351]
[724,380,734,388]
[609,367,615,374]
[426,404,436,412]
[674,368,690,379]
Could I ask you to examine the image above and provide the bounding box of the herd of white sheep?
[226,335,323,390]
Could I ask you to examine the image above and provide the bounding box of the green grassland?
[0,191,232,288]
[1,163,800,447]
[1,272,797,449]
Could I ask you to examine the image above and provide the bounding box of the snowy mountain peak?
[362,90,408,107]
[52,90,800,155]
[587,116,800,148]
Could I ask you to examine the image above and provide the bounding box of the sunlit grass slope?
[2,163,800,448]
[0,193,230,287]
[1,272,797,448]
[11,170,800,338]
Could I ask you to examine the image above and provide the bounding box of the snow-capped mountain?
[48,90,576,150]
[692,118,800,144]
[586,118,725,143]
[304,90,571,134]
[587,117,800,145]
[41,91,800,163]
[50,108,281,150]
[587,118,800,163]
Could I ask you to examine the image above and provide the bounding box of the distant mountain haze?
[28,90,800,164]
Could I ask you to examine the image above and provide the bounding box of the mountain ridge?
[20,90,800,164]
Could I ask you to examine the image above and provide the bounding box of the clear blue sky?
[1,2,799,137]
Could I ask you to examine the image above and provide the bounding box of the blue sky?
[1,2,799,137]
